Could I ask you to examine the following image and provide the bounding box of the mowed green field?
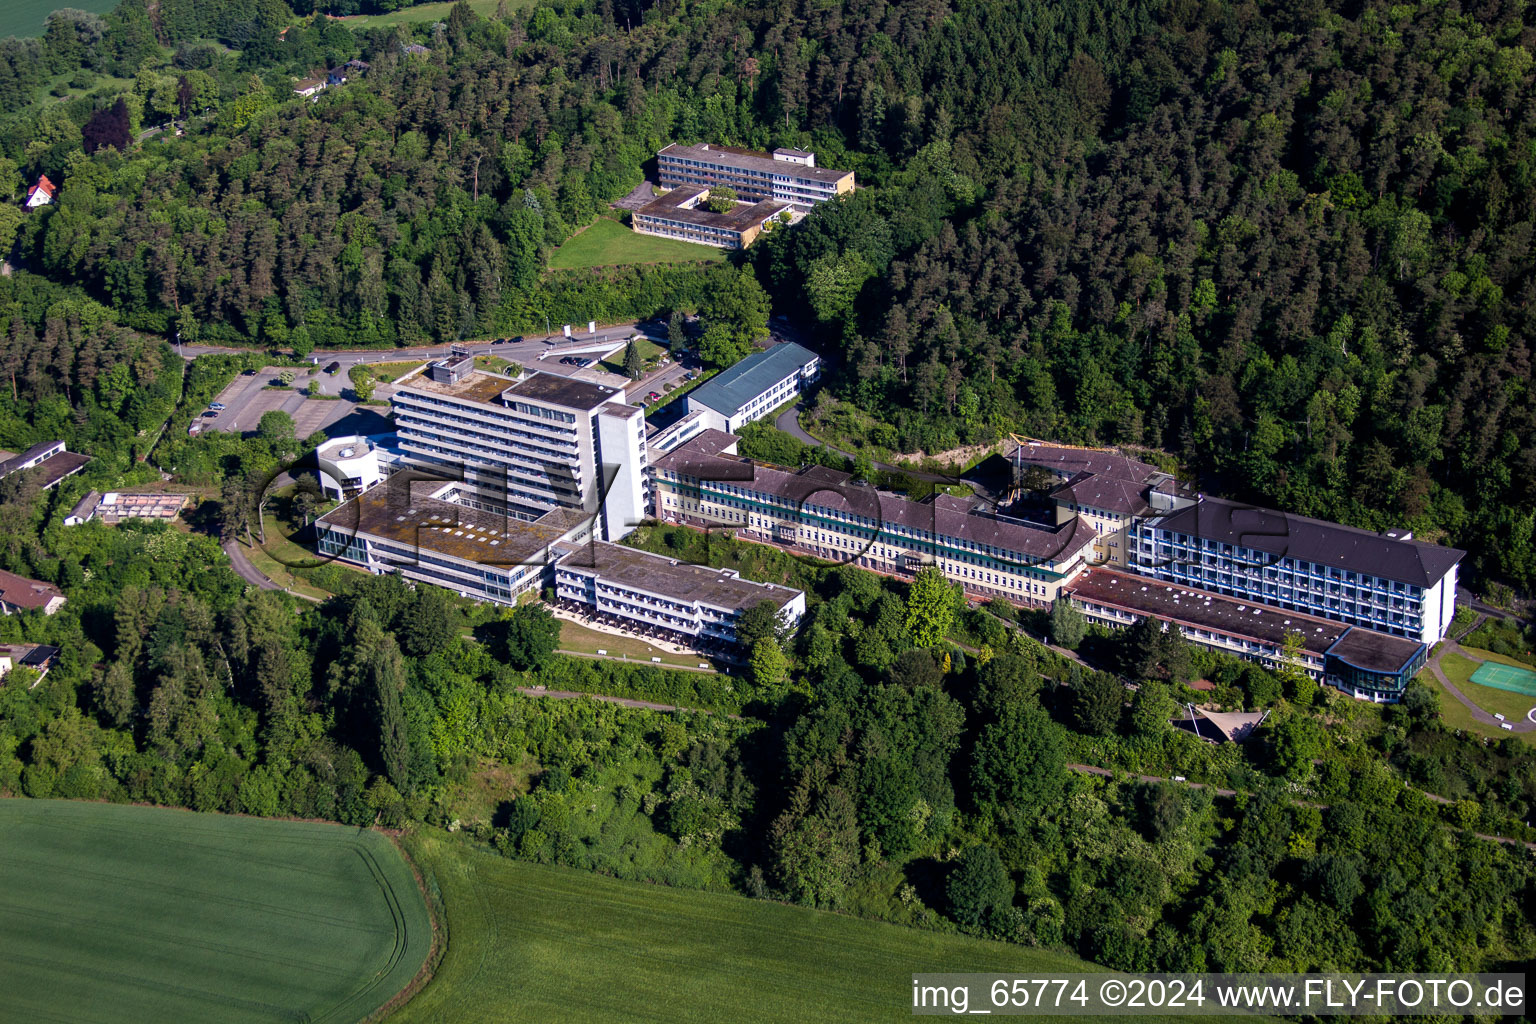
[549,218,728,269]
[393,833,1232,1024]
[1,0,118,38]
[328,0,530,31]
[0,800,432,1024]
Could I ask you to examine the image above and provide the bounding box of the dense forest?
[0,0,1534,988]
[2,482,1535,977]
[0,0,1530,588]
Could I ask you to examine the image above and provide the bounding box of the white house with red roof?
[24,175,55,209]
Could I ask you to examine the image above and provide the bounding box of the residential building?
[327,59,369,85]
[63,492,98,526]
[652,430,1099,606]
[0,642,60,685]
[1129,495,1463,645]
[684,343,821,433]
[315,478,593,607]
[0,568,65,615]
[0,440,91,490]
[391,358,647,541]
[293,77,326,99]
[24,175,54,208]
[631,186,794,249]
[554,541,805,649]
[657,143,854,209]
[1065,568,1429,701]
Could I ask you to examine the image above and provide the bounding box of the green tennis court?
[1470,660,1536,696]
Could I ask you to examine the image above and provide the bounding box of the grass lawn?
[239,508,371,601]
[364,359,430,383]
[599,336,664,376]
[393,832,1230,1024]
[325,0,527,30]
[559,618,718,672]
[1438,651,1536,739]
[548,218,728,270]
[0,799,432,1024]
[474,354,522,375]
[0,0,118,37]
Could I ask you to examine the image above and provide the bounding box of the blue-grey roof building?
[685,342,820,432]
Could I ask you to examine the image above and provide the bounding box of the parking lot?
[200,368,391,439]
[197,318,690,437]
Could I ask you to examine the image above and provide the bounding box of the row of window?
[396,400,580,455]
[658,490,1070,591]
[398,390,580,440]
[1136,532,1429,594]
[656,474,1057,568]
[397,417,580,472]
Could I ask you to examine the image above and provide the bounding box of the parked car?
[202,410,219,419]
[324,361,342,374]
[646,391,661,401]
[241,369,257,376]
[509,335,524,344]
[208,401,226,410]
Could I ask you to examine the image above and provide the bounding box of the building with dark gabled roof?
[0,642,61,685]
[0,568,65,615]
[1066,568,1429,701]
[652,430,1098,607]
[1010,439,1190,568]
[0,440,91,490]
[1131,494,1463,645]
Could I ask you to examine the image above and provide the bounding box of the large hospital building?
[311,349,1463,698]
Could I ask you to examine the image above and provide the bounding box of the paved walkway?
[224,538,279,591]
[609,180,658,211]
[222,538,324,603]
[1067,763,1536,851]
[553,649,719,674]
[516,685,704,713]
[1426,641,1536,733]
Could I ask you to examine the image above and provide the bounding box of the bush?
[947,844,1014,930]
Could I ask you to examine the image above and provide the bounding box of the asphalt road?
[179,320,652,373]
